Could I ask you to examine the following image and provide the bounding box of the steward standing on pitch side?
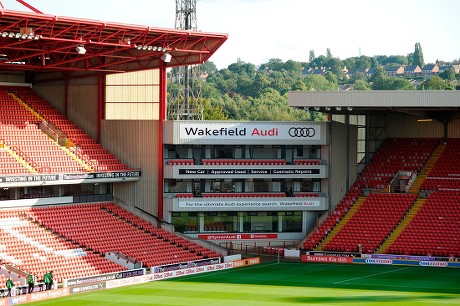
[6,277,14,297]
[43,272,51,290]
[28,273,35,293]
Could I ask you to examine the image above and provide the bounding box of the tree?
[353,79,371,90]
[203,98,228,120]
[325,71,338,85]
[304,75,337,91]
[439,68,456,81]
[309,50,315,63]
[327,58,345,78]
[326,48,333,61]
[420,76,455,90]
[413,42,425,67]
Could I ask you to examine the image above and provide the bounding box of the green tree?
[326,48,333,60]
[283,60,303,76]
[304,75,337,91]
[201,61,218,75]
[355,56,372,70]
[353,79,371,90]
[228,60,256,77]
[203,98,228,120]
[420,76,455,90]
[439,68,456,81]
[309,50,315,63]
[327,58,345,78]
[413,42,425,67]
[325,71,338,85]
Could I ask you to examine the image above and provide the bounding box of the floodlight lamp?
[347,107,353,111]
[147,46,153,51]
[15,33,20,39]
[75,44,86,55]
[8,32,14,38]
[161,52,172,63]
[325,107,331,111]
[336,107,342,111]
[2,32,8,38]
[314,107,320,111]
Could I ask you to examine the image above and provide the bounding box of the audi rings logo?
[288,127,316,137]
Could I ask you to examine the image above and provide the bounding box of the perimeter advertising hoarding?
[171,122,326,145]
[64,268,145,287]
[301,254,353,264]
[232,257,261,268]
[1,288,70,306]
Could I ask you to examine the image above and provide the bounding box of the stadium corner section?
[0,256,260,305]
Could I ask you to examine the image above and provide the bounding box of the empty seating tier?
[0,86,131,174]
[0,203,221,283]
[386,190,460,257]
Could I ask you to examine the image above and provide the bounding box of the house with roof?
[452,64,460,74]
[403,65,421,77]
[302,67,326,76]
[346,68,369,79]
[385,66,404,76]
[421,64,439,76]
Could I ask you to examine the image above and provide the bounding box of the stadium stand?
[384,190,460,257]
[0,203,221,284]
[301,135,460,260]
[421,138,460,192]
[322,193,417,253]
[0,86,129,173]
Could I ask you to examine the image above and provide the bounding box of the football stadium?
[0,1,459,306]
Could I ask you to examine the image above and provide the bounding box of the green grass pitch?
[27,261,460,305]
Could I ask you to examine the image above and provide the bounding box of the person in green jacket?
[49,271,54,290]
[6,277,14,297]
[44,272,51,290]
[28,273,35,293]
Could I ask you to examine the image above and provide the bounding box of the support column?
[157,62,167,226]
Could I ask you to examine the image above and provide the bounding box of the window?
[282,211,302,232]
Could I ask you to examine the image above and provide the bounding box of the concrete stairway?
[376,198,426,254]
[408,142,446,195]
[314,196,366,251]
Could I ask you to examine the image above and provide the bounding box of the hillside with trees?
[168,43,459,121]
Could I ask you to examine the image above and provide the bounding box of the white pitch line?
[334,267,408,284]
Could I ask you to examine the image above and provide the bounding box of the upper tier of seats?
[353,138,439,190]
[422,138,460,191]
[0,86,129,174]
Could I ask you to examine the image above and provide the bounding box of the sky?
[1,0,459,69]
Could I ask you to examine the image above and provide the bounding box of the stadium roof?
[0,8,227,75]
[288,90,460,121]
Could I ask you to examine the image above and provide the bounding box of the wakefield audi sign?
[173,122,326,144]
